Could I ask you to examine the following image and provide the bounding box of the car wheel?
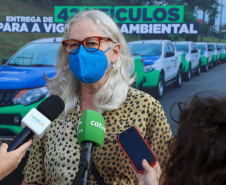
[202,63,208,72]
[184,65,191,81]
[174,68,182,88]
[152,74,164,99]
[218,59,221,65]
[195,63,201,76]
[209,61,214,69]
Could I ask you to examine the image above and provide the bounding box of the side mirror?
[165,51,174,58]
[2,58,9,65]
[191,49,198,53]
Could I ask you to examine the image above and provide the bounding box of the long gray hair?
[45,10,135,116]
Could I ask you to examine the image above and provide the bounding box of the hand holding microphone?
[0,139,32,181]
[7,95,65,152]
[73,109,106,185]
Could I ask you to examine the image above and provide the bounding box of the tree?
[194,0,220,41]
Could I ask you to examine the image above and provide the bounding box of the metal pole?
[219,0,223,43]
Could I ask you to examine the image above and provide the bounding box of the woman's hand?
[133,159,162,185]
[0,139,32,181]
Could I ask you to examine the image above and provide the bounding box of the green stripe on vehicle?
[142,69,161,88]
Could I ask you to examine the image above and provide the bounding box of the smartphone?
[116,125,157,173]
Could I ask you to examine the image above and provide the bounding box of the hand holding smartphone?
[116,126,157,173]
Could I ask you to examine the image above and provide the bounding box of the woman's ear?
[111,43,121,63]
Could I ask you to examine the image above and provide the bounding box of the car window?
[196,44,206,51]
[217,44,224,49]
[191,43,196,50]
[174,43,189,52]
[168,44,174,52]
[7,42,61,66]
[164,43,169,56]
[208,44,216,50]
[129,43,162,56]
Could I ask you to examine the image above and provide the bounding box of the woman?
[22,10,172,185]
[134,93,226,185]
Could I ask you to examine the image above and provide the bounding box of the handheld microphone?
[74,109,105,185]
[7,95,65,152]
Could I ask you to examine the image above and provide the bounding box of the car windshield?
[174,44,189,52]
[129,43,162,56]
[196,44,206,51]
[217,45,224,49]
[208,44,216,50]
[7,42,60,67]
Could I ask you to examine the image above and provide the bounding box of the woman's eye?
[87,42,98,46]
[70,43,78,48]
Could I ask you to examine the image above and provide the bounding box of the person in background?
[22,10,172,185]
[134,93,226,185]
[0,139,32,181]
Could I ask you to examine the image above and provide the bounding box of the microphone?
[7,95,65,152]
[73,109,105,185]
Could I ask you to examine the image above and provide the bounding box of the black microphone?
[7,95,65,152]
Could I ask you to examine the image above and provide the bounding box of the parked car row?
[0,37,226,136]
[129,40,226,99]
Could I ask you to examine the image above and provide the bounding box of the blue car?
[0,37,61,136]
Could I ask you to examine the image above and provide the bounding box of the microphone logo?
[31,114,44,126]
[77,120,83,134]
[90,121,106,132]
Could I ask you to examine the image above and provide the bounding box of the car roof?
[196,42,207,44]
[173,41,193,44]
[128,39,171,44]
[29,37,62,44]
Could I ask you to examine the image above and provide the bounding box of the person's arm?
[133,159,162,185]
[0,139,32,181]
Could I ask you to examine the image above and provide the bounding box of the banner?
[0,5,199,34]
[54,5,184,23]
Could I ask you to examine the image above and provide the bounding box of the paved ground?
[159,62,226,136]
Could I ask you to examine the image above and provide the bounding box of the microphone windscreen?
[77,109,105,147]
[37,95,65,121]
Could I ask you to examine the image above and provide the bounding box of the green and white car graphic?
[174,41,201,81]
[196,42,214,72]
[216,43,226,63]
[208,42,221,67]
[129,40,183,99]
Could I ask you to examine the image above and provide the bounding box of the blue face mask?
[69,45,111,84]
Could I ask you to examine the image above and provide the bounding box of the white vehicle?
[173,41,201,81]
[196,42,214,72]
[216,43,226,63]
[128,40,182,99]
[208,42,220,66]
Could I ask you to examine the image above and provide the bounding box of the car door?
[168,43,179,78]
[163,42,172,82]
[190,43,199,69]
[207,44,213,62]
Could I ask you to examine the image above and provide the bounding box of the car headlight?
[144,65,155,73]
[13,87,49,106]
